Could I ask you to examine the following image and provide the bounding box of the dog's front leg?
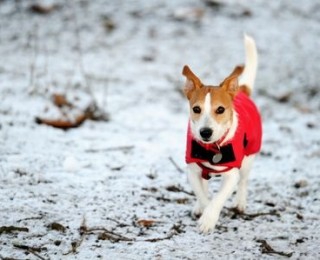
[199,168,239,233]
[187,163,210,218]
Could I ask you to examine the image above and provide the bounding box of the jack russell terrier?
[182,35,262,233]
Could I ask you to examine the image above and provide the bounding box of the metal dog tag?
[212,153,222,164]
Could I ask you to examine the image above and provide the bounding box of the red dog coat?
[185,92,262,179]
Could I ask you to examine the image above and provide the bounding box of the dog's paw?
[234,198,246,213]
[234,191,247,213]
[192,201,204,219]
[192,199,210,219]
[198,206,219,233]
[234,205,245,214]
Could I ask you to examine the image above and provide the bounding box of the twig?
[256,239,293,257]
[63,217,183,255]
[105,217,130,227]
[168,156,184,173]
[228,208,280,220]
[0,226,28,235]
[13,244,47,260]
[17,215,44,223]
[139,221,185,242]
[28,23,39,94]
[97,232,132,242]
[87,226,181,243]
[166,185,194,196]
[87,227,133,242]
[138,231,177,242]
[70,1,92,96]
[63,217,87,255]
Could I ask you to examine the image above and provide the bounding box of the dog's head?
[182,65,243,144]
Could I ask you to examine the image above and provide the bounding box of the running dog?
[182,35,262,233]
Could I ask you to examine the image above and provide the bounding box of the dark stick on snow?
[105,217,130,227]
[166,185,194,196]
[137,231,177,243]
[86,227,133,242]
[13,244,47,260]
[0,226,29,234]
[228,208,280,220]
[168,156,184,173]
[256,239,293,257]
[64,217,87,255]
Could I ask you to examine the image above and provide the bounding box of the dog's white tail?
[239,34,258,91]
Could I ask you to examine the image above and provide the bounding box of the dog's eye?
[216,106,225,114]
[193,106,201,114]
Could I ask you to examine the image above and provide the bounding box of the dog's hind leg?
[234,154,255,212]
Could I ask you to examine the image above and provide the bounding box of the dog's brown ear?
[227,65,244,78]
[228,65,252,96]
[182,65,202,99]
[220,65,243,98]
[221,75,239,98]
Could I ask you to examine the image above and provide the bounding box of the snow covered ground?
[0,0,319,259]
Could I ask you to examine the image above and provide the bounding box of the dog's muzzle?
[200,127,213,141]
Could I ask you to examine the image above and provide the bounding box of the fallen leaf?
[137,219,156,228]
[52,94,72,107]
[35,113,87,130]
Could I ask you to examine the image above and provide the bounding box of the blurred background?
[0,0,319,259]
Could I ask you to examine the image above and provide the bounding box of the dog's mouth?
[200,137,212,143]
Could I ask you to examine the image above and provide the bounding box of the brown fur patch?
[239,84,251,96]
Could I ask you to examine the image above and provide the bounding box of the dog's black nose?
[200,128,213,140]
